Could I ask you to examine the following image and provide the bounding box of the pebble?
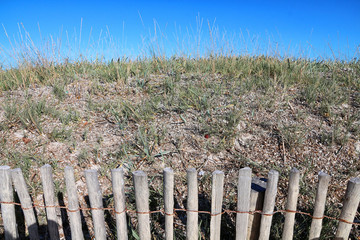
[355,141,360,155]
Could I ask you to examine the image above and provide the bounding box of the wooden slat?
[0,166,19,240]
[210,170,224,240]
[64,166,84,240]
[40,164,60,240]
[236,167,252,240]
[11,168,40,240]
[111,168,128,240]
[258,169,279,240]
[133,170,151,240]
[335,177,360,239]
[85,169,106,240]
[186,168,198,240]
[309,171,331,240]
[282,167,300,240]
[247,177,267,240]
[163,168,174,240]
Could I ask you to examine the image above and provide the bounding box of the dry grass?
[0,23,359,238]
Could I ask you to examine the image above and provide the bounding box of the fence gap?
[186,168,198,240]
[335,177,360,239]
[84,169,106,240]
[64,166,84,240]
[40,164,60,240]
[0,166,19,240]
[258,169,279,240]
[282,167,300,240]
[163,168,174,240]
[11,168,40,240]
[236,167,252,240]
[210,170,224,240]
[133,170,151,240]
[309,171,331,240]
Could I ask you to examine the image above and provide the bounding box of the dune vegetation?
[0,22,359,238]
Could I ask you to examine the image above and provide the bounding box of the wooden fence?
[0,164,360,240]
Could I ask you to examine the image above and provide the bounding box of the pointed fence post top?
[11,168,22,173]
[349,177,360,184]
[318,171,330,178]
[133,170,147,176]
[85,169,98,174]
[164,167,173,174]
[239,167,252,172]
[268,169,279,177]
[41,164,52,169]
[290,167,299,173]
[0,165,11,170]
[111,168,124,174]
[212,170,224,176]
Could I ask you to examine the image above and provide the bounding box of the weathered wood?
[85,169,106,240]
[40,164,60,240]
[282,168,300,240]
[163,168,174,240]
[210,170,224,240]
[64,166,84,240]
[133,171,151,240]
[111,168,128,240]
[0,166,19,240]
[335,177,360,239]
[258,169,279,240]
[247,177,267,240]
[236,167,252,240]
[11,168,40,240]
[309,171,331,240]
[186,168,198,240]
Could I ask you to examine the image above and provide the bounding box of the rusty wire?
[1,201,359,226]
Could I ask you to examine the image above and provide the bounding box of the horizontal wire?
[0,201,358,225]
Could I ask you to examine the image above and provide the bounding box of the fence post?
[111,168,128,240]
[64,166,84,240]
[309,171,331,240]
[247,177,267,240]
[133,171,151,240]
[236,167,252,240]
[186,168,198,240]
[335,177,360,239]
[258,169,279,240]
[40,164,60,240]
[210,170,224,240]
[85,169,106,240]
[282,168,300,240]
[163,168,174,240]
[11,168,40,240]
[0,166,19,240]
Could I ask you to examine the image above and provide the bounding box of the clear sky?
[0,0,359,65]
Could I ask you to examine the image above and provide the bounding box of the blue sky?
[0,0,359,65]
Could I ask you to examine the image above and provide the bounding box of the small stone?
[0,112,4,122]
[14,130,26,139]
[355,141,360,155]
[236,121,247,132]
[233,139,241,151]
[238,133,254,147]
[233,133,255,151]
[341,103,349,109]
